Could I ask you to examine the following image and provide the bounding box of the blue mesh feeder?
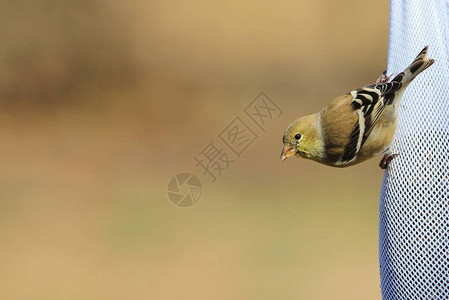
[379,0,449,298]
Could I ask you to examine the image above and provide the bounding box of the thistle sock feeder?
[379,0,449,298]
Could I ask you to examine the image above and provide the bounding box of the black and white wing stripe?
[341,82,402,163]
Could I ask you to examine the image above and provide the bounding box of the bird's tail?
[391,46,435,85]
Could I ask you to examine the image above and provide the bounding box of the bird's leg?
[376,70,392,84]
[379,153,399,169]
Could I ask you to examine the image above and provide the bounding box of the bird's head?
[281,114,322,161]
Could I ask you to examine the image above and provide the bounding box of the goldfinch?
[281,46,434,168]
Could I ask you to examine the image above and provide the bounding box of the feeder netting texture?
[379,0,449,299]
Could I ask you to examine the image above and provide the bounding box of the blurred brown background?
[0,0,390,299]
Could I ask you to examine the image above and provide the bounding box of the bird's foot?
[379,153,399,169]
[376,70,393,84]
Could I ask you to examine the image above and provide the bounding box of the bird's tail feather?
[392,46,435,84]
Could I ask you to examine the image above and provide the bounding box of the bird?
[281,46,434,169]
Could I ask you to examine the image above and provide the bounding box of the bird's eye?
[294,134,302,140]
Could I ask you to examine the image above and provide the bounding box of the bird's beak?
[280,145,296,161]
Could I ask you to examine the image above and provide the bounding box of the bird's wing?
[343,82,402,162]
[321,82,402,163]
[354,82,402,137]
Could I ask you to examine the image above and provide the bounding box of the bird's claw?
[379,153,399,169]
